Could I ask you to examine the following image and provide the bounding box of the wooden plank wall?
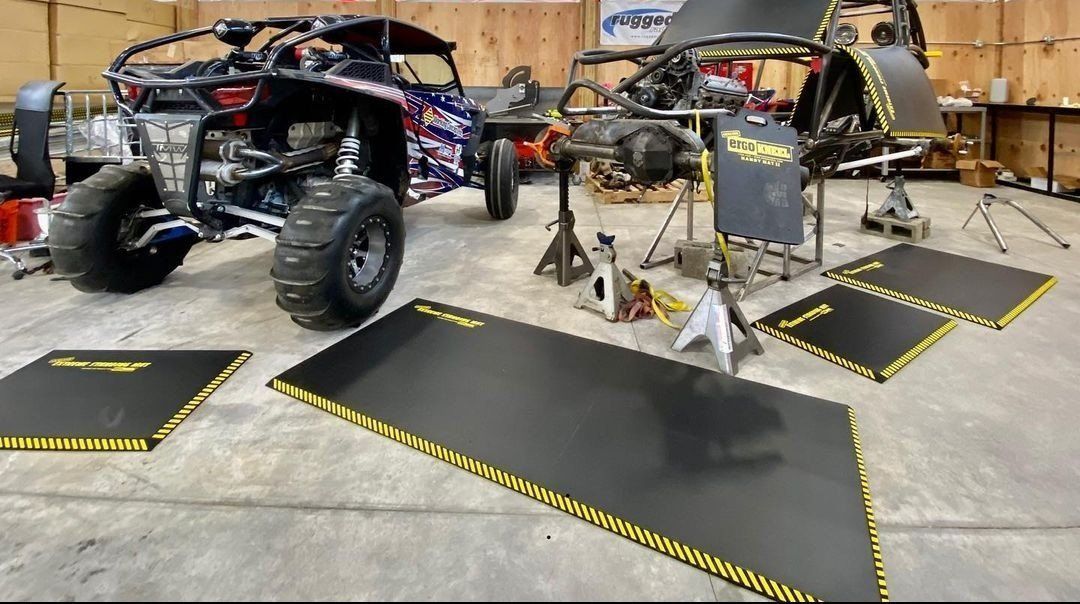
[396,2,581,87]
[996,0,1079,179]
[194,1,580,87]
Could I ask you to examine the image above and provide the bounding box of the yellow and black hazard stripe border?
[149,351,252,444]
[814,0,841,43]
[699,1,838,62]
[848,407,889,601]
[826,272,1057,330]
[879,321,956,380]
[752,322,879,381]
[838,46,946,140]
[700,45,812,59]
[998,276,1058,328]
[271,378,830,603]
[0,351,252,452]
[839,46,895,137]
[0,436,150,451]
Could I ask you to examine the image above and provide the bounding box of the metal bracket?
[639,179,696,269]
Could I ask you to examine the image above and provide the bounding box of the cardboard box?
[923,150,956,170]
[50,0,126,11]
[957,159,1004,188]
[51,34,122,65]
[0,62,52,97]
[124,19,173,42]
[0,30,50,64]
[1,0,49,33]
[126,41,183,63]
[50,63,109,90]
[49,4,127,37]
[124,0,174,27]
[181,39,225,59]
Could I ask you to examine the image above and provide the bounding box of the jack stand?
[535,167,593,286]
[672,251,764,375]
[639,179,695,269]
[876,174,919,220]
[575,233,632,321]
[962,193,1071,253]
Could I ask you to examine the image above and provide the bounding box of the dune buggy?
[49,16,520,330]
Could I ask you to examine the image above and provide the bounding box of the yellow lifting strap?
[694,110,734,271]
[628,279,692,329]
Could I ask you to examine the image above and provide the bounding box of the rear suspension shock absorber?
[334,107,363,180]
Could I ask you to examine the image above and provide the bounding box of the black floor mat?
[754,285,956,382]
[824,243,1056,329]
[0,350,250,451]
[269,300,887,602]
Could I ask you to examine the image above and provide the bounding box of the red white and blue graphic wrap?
[403,90,482,200]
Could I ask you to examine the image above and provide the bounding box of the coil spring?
[333,136,362,180]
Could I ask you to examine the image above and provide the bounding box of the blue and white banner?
[600,0,685,46]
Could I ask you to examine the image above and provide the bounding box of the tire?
[484,138,519,220]
[272,176,405,331]
[49,164,197,294]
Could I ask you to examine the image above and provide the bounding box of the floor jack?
[963,193,1071,253]
[534,165,593,285]
[672,246,764,375]
[574,232,632,321]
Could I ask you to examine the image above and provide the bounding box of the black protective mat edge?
[268,377,887,603]
[0,351,252,452]
[753,319,957,383]
[826,270,1058,330]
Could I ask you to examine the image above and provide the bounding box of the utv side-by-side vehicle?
[49,16,520,330]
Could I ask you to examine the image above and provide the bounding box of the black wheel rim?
[347,215,391,293]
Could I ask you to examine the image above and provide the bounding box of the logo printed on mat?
[47,357,152,373]
[778,304,834,329]
[414,305,485,329]
[842,260,884,275]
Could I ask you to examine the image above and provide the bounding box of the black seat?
[1,80,65,200]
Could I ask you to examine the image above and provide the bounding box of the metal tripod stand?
[534,165,594,286]
[962,194,1071,253]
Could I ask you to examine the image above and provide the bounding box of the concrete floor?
[1,176,1078,601]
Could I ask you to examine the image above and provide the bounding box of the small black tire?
[49,164,197,294]
[272,176,405,331]
[484,138,519,220]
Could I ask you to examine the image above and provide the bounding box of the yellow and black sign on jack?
[270,298,890,601]
[824,244,1057,330]
[0,350,251,451]
[754,285,956,382]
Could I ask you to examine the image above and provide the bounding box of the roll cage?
[104,16,467,120]
[557,0,927,145]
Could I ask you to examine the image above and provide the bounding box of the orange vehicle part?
[524,122,572,169]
